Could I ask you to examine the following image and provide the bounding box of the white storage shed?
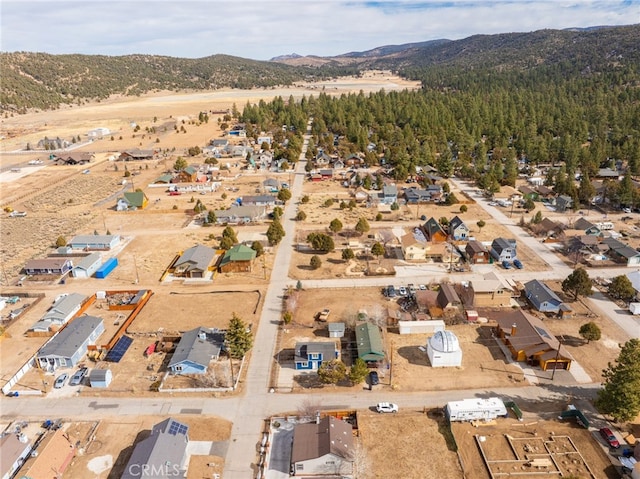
[446,397,507,422]
[427,330,462,367]
[398,320,445,335]
[630,303,640,315]
[89,368,112,388]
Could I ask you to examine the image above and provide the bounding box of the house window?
[309,353,319,359]
[174,366,183,372]
[296,464,304,471]
[299,362,308,368]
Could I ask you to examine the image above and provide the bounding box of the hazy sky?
[1,1,638,60]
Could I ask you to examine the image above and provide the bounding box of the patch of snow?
[87,455,113,474]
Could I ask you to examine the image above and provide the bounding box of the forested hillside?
[0,53,356,113]
[3,25,639,114]
[239,26,640,209]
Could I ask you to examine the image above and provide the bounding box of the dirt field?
[358,409,462,479]
[452,417,617,479]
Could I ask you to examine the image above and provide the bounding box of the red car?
[599,427,620,448]
[168,191,181,196]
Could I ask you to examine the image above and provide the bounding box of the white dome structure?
[427,330,462,367]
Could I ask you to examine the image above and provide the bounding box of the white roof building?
[427,330,462,367]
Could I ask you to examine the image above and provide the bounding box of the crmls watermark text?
[127,463,182,477]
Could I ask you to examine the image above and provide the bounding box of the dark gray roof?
[294,342,336,363]
[241,195,276,204]
[38,315,103,358]
[491,237,515,252]
[175,245,216,273]
[121,418,189,479]
[423,217,445,239]
[449,215,467,232]
[168,327,224,369]
[524,279,563,305]
[437,283,461,308]
[574,217,595,231]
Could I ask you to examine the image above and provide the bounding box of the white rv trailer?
[446,397,507,422]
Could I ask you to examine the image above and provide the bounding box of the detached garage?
[427,330,462,368]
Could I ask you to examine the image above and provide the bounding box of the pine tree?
[225,313,253,359]
[348,358,369,385]
[596,339,640,422]
[562,268,593,300]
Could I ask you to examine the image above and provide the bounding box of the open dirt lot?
[358,409,462,479]
[452,417,617,479]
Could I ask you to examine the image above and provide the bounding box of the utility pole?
[551,335,563,381]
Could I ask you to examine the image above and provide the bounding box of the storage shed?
[398,320,445,335]
[89,369,112,388]
[72,252,102,278]
[328,323,345,338]
[95,258,118,279]
[427,330,462,367]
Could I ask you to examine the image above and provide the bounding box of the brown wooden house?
[218,244,256,273]
[465,240,489,263]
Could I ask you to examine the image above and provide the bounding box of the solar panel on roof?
[534,326,552,340]
[105,335,133,362]
[168,420,188,436]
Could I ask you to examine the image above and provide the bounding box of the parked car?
[69,367,88,386]
[386,285,396,298]
[376,402,399,414]
[54,373,68,389]
[419,284,427,290]
[513,259,524,269]
[408,284,416,294]
[369,371,379,386]
[622,207,632,213]
[599,427,620,448]
[398,286,408,297]
[168,191,181,196]
[502,260,512,269]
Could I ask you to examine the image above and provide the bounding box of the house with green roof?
[116,191,148,211]
[355,322,385,363]
[177,166,198,182]
[218,244,257,273]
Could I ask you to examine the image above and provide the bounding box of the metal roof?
[168,327,224,369]
[291,416,353,464]
[355,322,384,361]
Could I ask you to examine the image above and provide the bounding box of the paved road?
[223,119,313,478]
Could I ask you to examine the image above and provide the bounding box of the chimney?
[315,411,321,424]
[511,323,517,336]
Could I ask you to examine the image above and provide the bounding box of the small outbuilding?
[89,368,112,388]
[71,252,102,278]
[427,330,462,367]
[328,323,345,338]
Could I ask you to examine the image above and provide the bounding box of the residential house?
[518,185,539,200]
[465,271,514,308]
[602,237,640,267]
[596,168,620,179]
[524,279,570,315]
[0,432,32,479]
[37,315,104,371]
[490,238,517,262]
[426,184,444,202]
[153,173,174,184]
[118,149,155,161]
[240,195,277,207]
[71,251,102,278]
[176,166,198,183]
[24,258,73,275]
[168,327,225,375]
[465,240,489,264]
[30,293,88,332]
[351,187,370,203]
[262,178,280,192]
[345,153,365,167]
[53,153,93,165]
[17,428,75,479]
[121,418,189,479]
[315,152,333,167]
[403,187,432,204]
[555,195,573,212]
[291,416,354,477]
[257,135,272,146]
[573,217,601,236]
[449,216,469,241]
[210,138,229,149]
[116,191,149,211]
[493,185,521,203]
[319,169,334,180]
[355,322,385,363]
[294,342,337,370]
[88,127,110,138]
[68,234,120,250]
[213,205,267,224]
[380,184,398,205]
[538,217,563,237]
[218,244,257,273]
[424,243,462,264]
[173,244,217,278]
[437,283,462,312]
[400,233,428,261]
[332,158,345,169]
[422,218,447,243]
[493,309,573,371]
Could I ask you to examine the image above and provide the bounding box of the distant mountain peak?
[269,53,303,62]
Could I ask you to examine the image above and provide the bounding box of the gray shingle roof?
[294,342,336,363]
[291,416,354,463]
[175,245,216,273]
[168,327,224,369]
